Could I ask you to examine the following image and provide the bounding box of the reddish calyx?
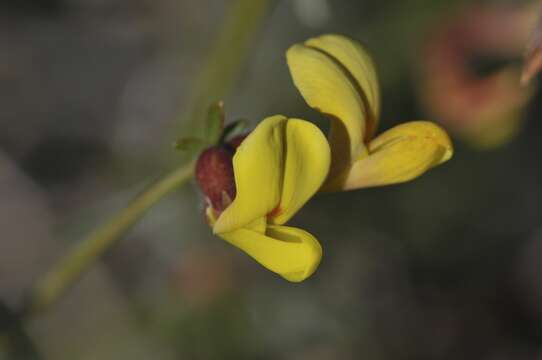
[195,134,247,213]
[196,146,236,212]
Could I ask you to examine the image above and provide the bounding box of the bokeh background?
[2,0,542,359]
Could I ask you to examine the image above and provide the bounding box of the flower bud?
[195,146,236,212]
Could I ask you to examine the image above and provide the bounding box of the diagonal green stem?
[25,162,194,316]
[22,0,272,319]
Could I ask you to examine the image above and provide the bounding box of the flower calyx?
[194,102,248,216]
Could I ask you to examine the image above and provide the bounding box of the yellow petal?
[305,34,380,140]
[328,121,453,191]
[270,118,330,225]
[219,225,322,282]
[213,115,286,234]
[286,43,367,178]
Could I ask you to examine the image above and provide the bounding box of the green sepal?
[221,119,248,143]
[204,101,225,145]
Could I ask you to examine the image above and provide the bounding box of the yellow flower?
[287,34,453,191]
[199,34,453,282]
[207,115,331,282]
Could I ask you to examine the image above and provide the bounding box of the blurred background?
[2,0,542,359]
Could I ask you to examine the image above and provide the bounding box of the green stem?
[22,0,272,319]
[25,162,194,316]
[175,0,272,138]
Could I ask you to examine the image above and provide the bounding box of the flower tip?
[280,233,322,283]
[441,144,454,163]
[432,123,454,164]
[285,44,305,71]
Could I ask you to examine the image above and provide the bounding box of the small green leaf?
[221,119,249,142]
[174,137,206,152]
[205,101,225,145]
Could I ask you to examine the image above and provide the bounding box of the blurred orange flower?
[418,4,537,148]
